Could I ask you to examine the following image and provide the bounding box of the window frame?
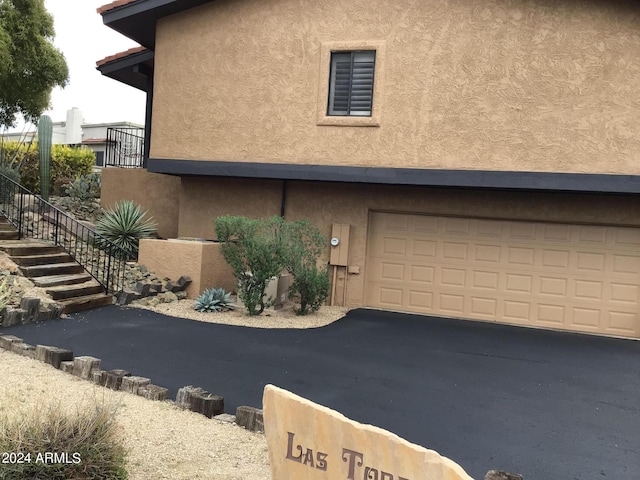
[316,41,385,127]
[327,50,376,117]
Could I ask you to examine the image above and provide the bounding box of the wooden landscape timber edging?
[0,334,265,432]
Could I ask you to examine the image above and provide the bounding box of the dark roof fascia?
[101,0,213,48]
[97,50,155,91]
[146,159,640,194]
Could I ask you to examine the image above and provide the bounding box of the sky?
[37,0,146,127]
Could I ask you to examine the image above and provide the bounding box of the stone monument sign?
[263,384,473,480]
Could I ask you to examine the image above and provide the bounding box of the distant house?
[1,108,144,167]
[97,0,640,339]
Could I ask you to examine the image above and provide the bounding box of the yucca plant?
[194,288,234,312]
[94,200,157,258]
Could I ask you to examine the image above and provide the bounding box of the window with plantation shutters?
[327,51,376,117]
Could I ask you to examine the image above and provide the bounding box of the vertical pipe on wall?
[330,265,338,306]
[143,67,154,167]
[280,180,287,218]
[342,265,348,307]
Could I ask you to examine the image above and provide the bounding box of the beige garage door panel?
[365,213,640,338]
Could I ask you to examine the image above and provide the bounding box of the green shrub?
[215,216,331,316]
[94,200,157,258]
[1,142,94,193]
[215,215,286,316]
[0,164,19,183]
[282,220,330,315]
[65,172,101,200]
[0,401,128,480]
[194,287,234,312]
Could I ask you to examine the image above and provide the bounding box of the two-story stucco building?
[97,0,640,338]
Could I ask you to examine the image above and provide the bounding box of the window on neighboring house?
[327,50,376,117]
[95,151,104,167]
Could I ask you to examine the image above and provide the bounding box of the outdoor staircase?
[0,218,113,313]
[0,215,19,240]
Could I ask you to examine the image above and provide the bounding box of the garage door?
[365,212,640,338]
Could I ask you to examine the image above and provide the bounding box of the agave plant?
[94,200,157,258]
[194,288,234,313]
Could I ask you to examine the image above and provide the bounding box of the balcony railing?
[105,127,145,168]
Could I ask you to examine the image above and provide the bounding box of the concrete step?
[20,262,85,277]
[46,281,104,301]
[0,243,63,256]
[0,231,19,240]
[11,252,74,266]
[0,223,17,231]
[60,293,113,314]
[32,272,94,288]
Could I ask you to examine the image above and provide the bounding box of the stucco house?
[97,0,640,339]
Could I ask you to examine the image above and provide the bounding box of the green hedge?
[1,142,94,194]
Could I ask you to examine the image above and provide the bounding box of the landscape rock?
[484,471,524,480]
[163,291,178,302]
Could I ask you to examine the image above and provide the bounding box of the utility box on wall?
[329,224,350,266]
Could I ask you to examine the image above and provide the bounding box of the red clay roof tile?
[96,46,148,67]
[97,0,140,15]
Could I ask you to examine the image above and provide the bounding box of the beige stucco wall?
[151,0,640,174]
[101,168,181,239]
[175,177,640,307]
[178,177,282,239]
[138,238,236,297]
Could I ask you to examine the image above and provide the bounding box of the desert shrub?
[94,200,157,258]
[52,176,73,196]
[1,142,94,193]
[194,287,234,312]
[0,401,128,480]
[65,172,101,200]
[215,215,330,316]
[282,220,330,315]
[215,215,286,316]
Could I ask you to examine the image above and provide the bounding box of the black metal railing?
[105,127,145,168]
[0,173,131,294]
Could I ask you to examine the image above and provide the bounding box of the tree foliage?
[0,0,69,127]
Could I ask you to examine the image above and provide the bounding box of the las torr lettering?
[285,432,328,471]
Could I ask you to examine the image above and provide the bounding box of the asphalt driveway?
[3,306,639,479]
